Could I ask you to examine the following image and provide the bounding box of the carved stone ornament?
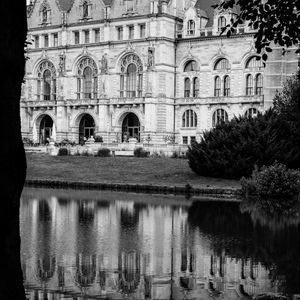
[37,60,56,78]
[147,47,155,70]
[58,52,66,75]
[120,53,143,73]
[77,56,98,76]
[100,53,108,74]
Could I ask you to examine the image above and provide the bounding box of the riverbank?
[26,153,241,196]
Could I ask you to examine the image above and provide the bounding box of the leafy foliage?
[187,75,300,179]
[134,147,149,158]
[58,148,69,156]
[214,0,300,61]
[241,162,300,198]
[96,148,111,157]
[94,135,103,143]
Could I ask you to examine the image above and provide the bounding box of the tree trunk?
[0,2,27,299]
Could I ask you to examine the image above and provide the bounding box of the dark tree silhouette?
[214,0,300,60]
[0,1,27,299]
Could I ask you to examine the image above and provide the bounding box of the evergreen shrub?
[187,74,300,179]
[94,135,103,143]
[96,148,111,157]
[134,147,149,158]
[58,148,69,156]
[241,162,300,198]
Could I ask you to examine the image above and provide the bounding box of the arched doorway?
[122,113,140,142]
[79,114,95,143]
[39,115,53,144]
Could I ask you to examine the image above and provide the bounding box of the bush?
[187,75,300,179]
[134,147,149,158]
[96,148,111,157]
[241,162,300,198]
[187,109,300,179]
[58,147,69,156]
[171,151,186,159]
[94,135,103,143]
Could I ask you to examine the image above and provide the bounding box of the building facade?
[21,0,298,145]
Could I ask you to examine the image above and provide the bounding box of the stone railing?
[175,95,264,106]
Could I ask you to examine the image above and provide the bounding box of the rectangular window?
[44,34,49,48]
[182,136,188,145]
[74,31,79,44]
[35,35,39,48]
[94,29,100,43]
[117,26,123,40]
[140,24,146,38]
[128,25,134,39]
[120,75,124,97]
[190,136,196,144]
[84,30,90,43]
[53,33,58,47]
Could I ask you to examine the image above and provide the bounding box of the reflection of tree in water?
[75,254,97,289]
[35,199,56,283]
[188,201,300,297]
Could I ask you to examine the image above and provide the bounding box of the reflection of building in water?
[21,196,279,299]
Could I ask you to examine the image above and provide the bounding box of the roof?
[194,0,218,27]
[57,0,74,12]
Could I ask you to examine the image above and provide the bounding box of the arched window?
[120,54,143,98]
[218,16,226,32]
[212,109,228,127]
[255,73,263,95]
[246,74,253,95]
[187,20,195,35]
[77,57,98,99]
[43,70,51,100]
[184,78,191,97]
[214,76,221,97]
[214,58,229,70]
[127,64,137,97]
[82,1,89,18]
[193,77,200,97]
[223,75,230,96]
[246,56,263,69]
[37,60,56,101]
[245,108,258,118]
[182,110,197,127]
[184,60,199,72]
[83,67,92,98]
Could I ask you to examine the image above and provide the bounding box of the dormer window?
[218,16,226,32]
[39,2,50,25]
[187,20,195,36]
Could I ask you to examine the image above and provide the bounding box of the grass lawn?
[26,153,240,189]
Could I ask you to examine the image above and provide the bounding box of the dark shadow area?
[188,200,300,297]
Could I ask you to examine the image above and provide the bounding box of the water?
[20,188,300,300]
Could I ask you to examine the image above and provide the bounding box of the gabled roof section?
[102,0,113,6]
[56,0,75,12]
[194,0,218,27]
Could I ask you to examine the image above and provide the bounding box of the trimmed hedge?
[134,147,149,158]
[57,147,69,156]
[96,148,111,157]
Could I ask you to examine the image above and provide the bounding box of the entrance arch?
[122,113,140,142]
[39,115,53,144]
[79,114,95,143]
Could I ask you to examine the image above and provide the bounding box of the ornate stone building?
[21,0,298,145]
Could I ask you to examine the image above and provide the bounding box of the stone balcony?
[175,95,264,106]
